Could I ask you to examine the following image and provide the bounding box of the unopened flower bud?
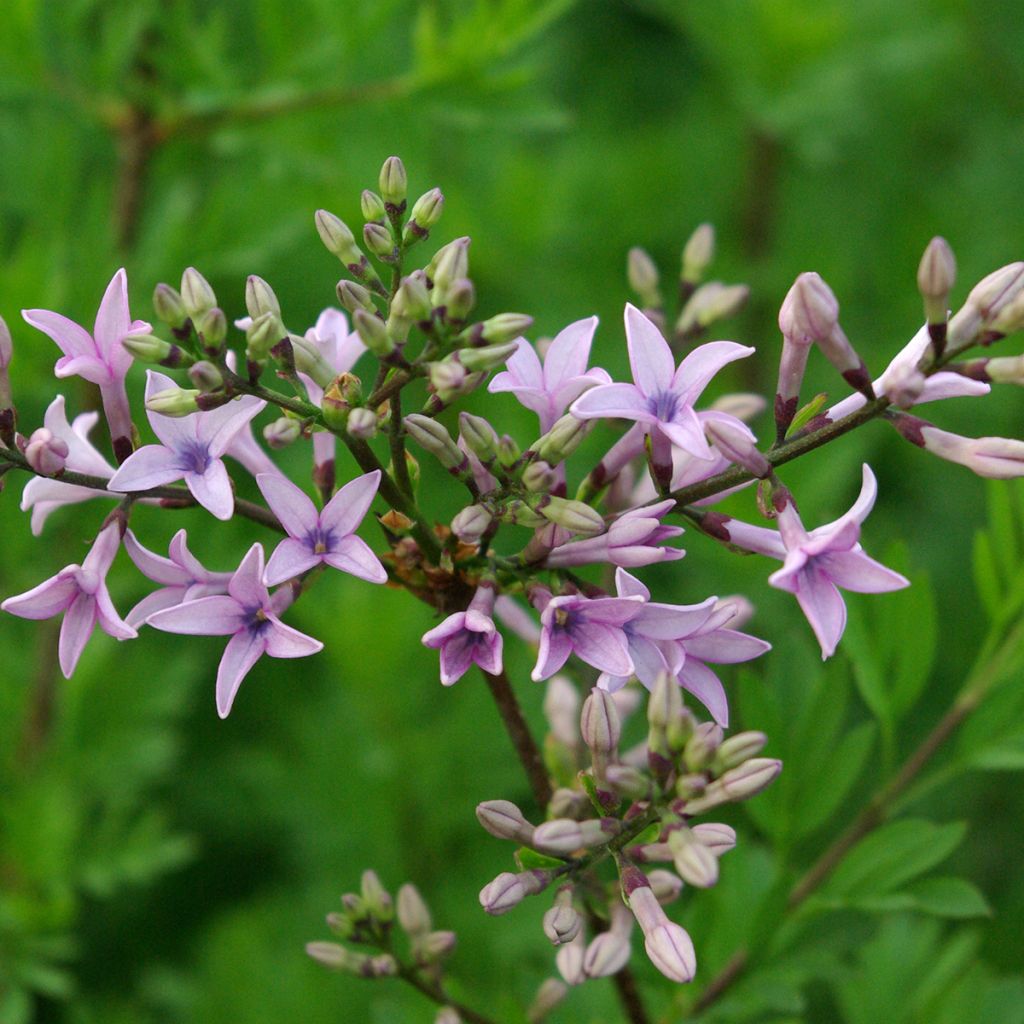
[668,827,719,888]
[152,283,188,330]
[305,942,360,971]
[346,407,378,440]
[397,883,432,937]
[646,869,684,904]
[187,360,222,392]
[983,354,1024,384]
[435,1009,461,1024]
[534,414,591,465]
[449,342,517,374]
[605,763,651,801]
[536,495,605,536]
[458,412,499,463]
[316,210,362,264]
[527,978,568,1023]
[628,247,661,306]
[480,870,551,915]
[121,332,176,364]
[682,223,715,284]
[882,357,926,408]
[705,418,771,477]
[684,722,723,772]
[429,237,470,291]
[445,278,476,322]
[688,758,782,811]
[180,267,216,319]
[263,417,301,449]
[581,687,621,756]
[379,155,407,208]
[245,275,280,320]
[367,954,398,977]
[583,929,632,978]
[677,281,749,335]
[360,869,393,922]
[361,189,386,224]
[404,414,465,470]
[146,386,200,417]
[555,932,586,985]
[194,306,227,349]
[713,731,768,772]
[544,677,580,748]
[392,273,432,321]
[497,434,521,467]
[475,800,535,844]
[427,359,481,403]
[414,930,457,963]
[531,817,617,856]
[647,671,683,732]
[326,911,354,939]
[521,461,556,492]
[404,188,445,243]
[779,272,839,345]
[477,312,534,345]
[363,222,395,259]
[543,888,581,945]
[918,236,956,325]
[691,822,736,856]
[645,922,696,983]
[451,504,493,543]
[353,309,395,358]
[24,428,68,476]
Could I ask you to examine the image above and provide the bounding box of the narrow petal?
[264,538,320,586]
[543,316,599,390]
[571,622,634,676]
[147,595,245,635]
[488,338,544,391]
[582,595,645,627]
[202,396,267,457]
[169,529,231,585]
[216,631,266,717]
[633,599,717,640]
[82,522,123,576]
[124,530,188,585]
[475,631,504,676]
[437,633,479,685]
[263,618,323,659]
[323,535,387,583]
[793,569,847,658]
[672,340,755,401]
[2,574,78,619]
[532,626,573,681]
[54,353,109,385]
[58,592,97,677]
[93,268,134,375]
[256,473,319,538]
[227,545,268,607]
[629,634,674,688]
[23,308,96,359]
[817,550,909,593]
[614,568,651,602]
[185,461,234,520]
[93,584,137,640]
[570,382,654,422]
[108,445,183,492]
[678,659,730,726]
[125,586,188,629]
[684,628,771,664]
[423,612,468,648]
[321,469,381,536]
[659,412,714,461]
[824,463,878,533]
[625,303,675,396]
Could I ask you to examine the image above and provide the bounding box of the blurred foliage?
[2,0,1024,1021]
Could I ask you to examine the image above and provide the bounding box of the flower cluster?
[4,157,1024,1010]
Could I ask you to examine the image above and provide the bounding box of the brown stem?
[397,965,498,1024]
[612,963,652,1024]
[14,622,62,768]
[480,667,552,810]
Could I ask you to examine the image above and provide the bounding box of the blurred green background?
[2,1,1024,1021]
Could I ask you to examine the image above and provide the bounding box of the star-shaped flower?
[489,317,610,432]
[1,521,136,677]
[422,584,503,685]
[146,544,323,717]
[256,470,385,586]
[108,371,265,520]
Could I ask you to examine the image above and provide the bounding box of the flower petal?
[228,545,268,607]
[625,303,675,396]
[124,530,189,585]
[264,538,320,586]
[108,445,183,492]
[542,316,599,390]
[683,628,770,664]
[321,469,381,537]
[2,573,78,619]
[185,460,234,520]
[93,268,135,375]
[256,473,319,538]
[570,382,653,422]
[323,535,387,583]
[792,569,847,659]
[817,549,909,593]
[532,625,573,681]
[58,591,97,677]
[678,658,730,726]
[147,595,245,635]
[216,630,266,718]
[125,586,188,629]
[673,340,755,401]
[23,308,96,360]
[572,621,634,676]
[263,618,323,659]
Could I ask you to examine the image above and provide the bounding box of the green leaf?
[513,847,564,871]
[972,530,1003,621]
[785,391,829,436]
[903,876,992,918]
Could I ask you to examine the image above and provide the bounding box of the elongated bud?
[392,273,432,321]
[918,236,956,328]
[361,189,386,223]
[949,262,1024,352]
[415,930,457,963]
[181,267,217,318]
[451,504,493,542]
[188,360,222,391]
[404,188,445,243]
[581,687,621,756]
[543,888,582,945]
[404,414,465,470]
[361,870,394,922]
[459,412,499,463]
[982,354,1024,384]
[682,223,715,285]
[605,763,651,801]
[668,827,719,888]
[891,412,1024,478]
[24,428,68,476]
[353,309,395,358]
[264,417,301,449]
[704,418,771,477]
[194,306,227,349]
[379,155,407,208]
[397,883,432,937]
[713,730,767,772]
[583,929,632,979]
[346,407,377,440]
[305,942,363,972]
[245,275,280,320]
[122,333,182,366]
[363,222,396,260]
[475,800,535,844]
[684,722,722,772]
[645,922,696,983]
[685,757,783,812]
[544,677,580,748]
[521,461,556,493]
[429,237,470,291]
[534,414,592,465]
[779,272,839,345]
[535,495,605,536]
[647,670,682,732]
[555,932,586,985]
[548,786,588,820]
[146,386,200,417]
[472,312,534,345]
[531,817,618,856]
[152,283,188,330]
[676,282,749,335]
[628,247,661,306]
[527,978,568,1023]
[453,341,519,373]
[691,822,736,856]
[445,278,476,322]
[316,210,362,263]
[245,311,284,361]
[646,869,684,904]
[336,283,374,318]
[480,870,551,915]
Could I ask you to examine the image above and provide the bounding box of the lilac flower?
[571,304,754,464]
[20,396,118,534]
[23,269,150,461]
[147,544,323,717]
[544,500,685,568]
[422,584,503,685]
[108,371,265,520]
[598,569,769,726]
[256,471,385,586]
[489,317,610,432]
[123,529,234,628]
[531,589,645,682]
[715,465,908,657]
[1,521,136,677]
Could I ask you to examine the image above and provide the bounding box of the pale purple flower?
[489,317,610,432]
[714,465,908,658]
[598,569,769,727]
[891,413,1024,479]
[220,350,281,479]
[108,371,265,520]
[422,585,503,685]
[571,304,754,463]
[545,500,684,568]
[23,428,69,476]
[1,521,136,677]
[20,395,117,535]
[123,528,234,628]
[256,470,385,585]
[23,269,150,461]
[624,871,696,983]
[531,589,644,682]
[147,543,323,717]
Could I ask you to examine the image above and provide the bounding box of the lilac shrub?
[2,159,1022,1022]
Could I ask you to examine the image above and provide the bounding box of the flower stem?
[396,964,499,1024]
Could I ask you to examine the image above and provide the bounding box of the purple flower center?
[176,440,211,475]
[244,606,272,636]
[304,525,336,555]
[647,390,679,422]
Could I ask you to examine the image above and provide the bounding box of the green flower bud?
[361,870,394,923]
[392,272,432,321]
[477,312,533,345]
[188,360,222,391]
[445,278,476,322]
[180,267,216,319]
[153,283,188,329]
[534,414,592,465]
[496,434,521,467]
[403,187,444,243]
[429,237,470,291]
[353,309,395,358]
[263,417,302,449]
[918,236,956,326]
[194,306,227,349]
[146,386,200,417]
[361,189,387,224]
[122,333,175,364]
[404,414,465,470]
[363,222,396,260]
[458,412,499,462]
[336,280,376,315]
[677,282,749,335]
[315,209,362,264]
[628,247,661,306]
[682,222,715,284]
[453,340,518,372]
[521,460,556,492]
[245,275,281,320]
[346,407,378,440]
[397,883,432,937]
[712,731,768,773]
[379,155,408,208]
[246,311,285,361]
[535,495,605,536]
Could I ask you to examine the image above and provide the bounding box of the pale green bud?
[404,188,444,243]
[360,870,394,923]
[414,930,457,964]
[454,340,519,372]
[194,306,227,348]
[458,412,499,462]
[528,978,568,1024]
[122,333,175,364]
[392,273,432,321]
[477,312,533,344]
[246,311,285,360]
[445,278,476,321]
[682,222,715,284]
[397,883,432,937]
[521,461,556,492]
[361,189,387,223]
[336,280,376,315]
[152,283,188,329]
[180,267,216,319]
[712,731,768,773]
[188,360,222,391]
[378,155,407,207]
[429,237,470,291]
[404,414,465,470]
[315,209,362,264]
[353,309,395,358]
[451,504,493,543]
[677,282,749,334]
[628,247,661,305]
[245,275,281,320]
[534,414,592,465]
[346,407,378,440]
[684,722,722,772]
[667,827,719,888]
[496,434,521,467]
[363,222,395,259]
[536,495,605,536]
[263,417,301,449]
[146,386,200,417]
[918,236,956,325]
